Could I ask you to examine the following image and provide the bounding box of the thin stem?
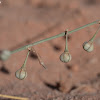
[89,25,100,42]
[64,29,68,52]
[22,49,30,68]
[32,47,47,69]
[11,20,100,54]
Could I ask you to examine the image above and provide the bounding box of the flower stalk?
[10,20,100,54]
[89,25,100,42]
[32,47,47,69]
[15,49,30,80]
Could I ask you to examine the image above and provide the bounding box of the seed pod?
[0,50,11,61]
[15,67,27,80]
[60,52,71,63]
[83,41,94,52]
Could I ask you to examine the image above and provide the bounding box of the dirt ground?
[0,0,100,100]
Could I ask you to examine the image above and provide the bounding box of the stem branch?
[11,20,100,54]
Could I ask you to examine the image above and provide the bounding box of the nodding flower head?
[83,41,94,52]
[15,49,30,80]
[60,51,71,63]
[83,25,100,52]
[15,67,27,80]
[60,30,71,63]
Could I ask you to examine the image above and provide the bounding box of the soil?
[0,0,100,100]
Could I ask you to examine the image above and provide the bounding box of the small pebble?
[71,64,79,72]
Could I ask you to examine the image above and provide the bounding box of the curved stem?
[22,50,30,68]
[32,47,47,69]
[89,25,100,42]
[11,20,100,54]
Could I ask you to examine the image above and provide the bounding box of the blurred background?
[0,0,100,100]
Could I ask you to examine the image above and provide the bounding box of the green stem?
[89,25,100,42]
[11,20,100,54]
[64,29,69,52]
[22,50,30,68]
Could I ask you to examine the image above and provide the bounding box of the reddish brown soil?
[0,0,100,100]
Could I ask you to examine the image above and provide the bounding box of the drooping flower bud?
[60,51,71,63]
[60,30,72,63]
[15,49,30,80]
[83,41,94,52]
[0,50,11,61]
[83,25,100,52]
[15,67,27,80]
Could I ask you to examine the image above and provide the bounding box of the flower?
[83,41,94,52]
[15,67,27,80]
[60,51,71,63]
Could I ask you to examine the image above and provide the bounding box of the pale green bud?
[15,68,27,80]
[60,52,71,63]
[83,41,94,52]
